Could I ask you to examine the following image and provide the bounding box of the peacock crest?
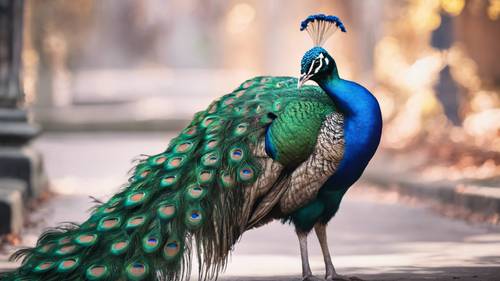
[300,14,346,46]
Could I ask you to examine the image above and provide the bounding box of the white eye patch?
[313,58,323,74]
[306,54,328,76]
[307,59,317,75]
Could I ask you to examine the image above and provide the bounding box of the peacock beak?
[298,73,311,89]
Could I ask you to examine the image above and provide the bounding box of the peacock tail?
[1,76,339,281]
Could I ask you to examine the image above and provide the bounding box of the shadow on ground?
[221,266,500,281]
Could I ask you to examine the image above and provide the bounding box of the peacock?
[0,14,382,281]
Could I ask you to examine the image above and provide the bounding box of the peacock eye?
[311,59,322,73]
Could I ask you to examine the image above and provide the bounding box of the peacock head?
[298,14,346,88]
[300,47,335,86]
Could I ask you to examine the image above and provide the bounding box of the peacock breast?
[321,95,382,191]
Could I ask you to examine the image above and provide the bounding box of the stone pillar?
[0,0,46,235]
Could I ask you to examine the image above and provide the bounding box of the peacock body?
[1,15,382,281]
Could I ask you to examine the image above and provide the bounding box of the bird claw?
[326,274,365,281]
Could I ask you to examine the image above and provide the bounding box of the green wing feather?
[1,76,337,281]
[267,100,335,166]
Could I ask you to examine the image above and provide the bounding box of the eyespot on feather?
[56,257,80,273]
[102,206,116,214]
[86,265,109,280]
[235,90,246,97]
[223,97,235,106]
[198,170,214,184]
[33,261,55,273]
[158,204,176,220]
[110,240,129,255]
[233,123,249,136]
[126,261,149,281]
[126,215,146,229]
[57,236,72,245]
[238,165,256,183]
[55,244,78,255]
[202,151,220,167]
[165,156,186,170]
[163,238,182,261]
[229,148,244,162]
[242,80,254,88]
[174,141,194,153]
[142,236,160,253]
[160,174,178,189]
[220,171,236,188]
[203,138,219,152]
[75,233,98,247]
[182,126,197,138]
[148,154,167,166]
[37,243,55,254]
[185,185,206,201]
[97,216,121,231]
[185,209,203,229]
[134,166,151,181]
[201,115,218,129]
[125,191,148,207]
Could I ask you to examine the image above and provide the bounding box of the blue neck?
[319,75,377,118]
[317,74,383,188]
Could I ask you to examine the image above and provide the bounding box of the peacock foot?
[302,275,324,281]
[326,273,365,281]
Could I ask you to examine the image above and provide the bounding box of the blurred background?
[22,0,499,148]
[1,0,500,280]
[21,0,500,183]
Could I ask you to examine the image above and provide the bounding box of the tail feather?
[0,76,331,281]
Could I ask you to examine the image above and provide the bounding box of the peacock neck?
[317,71,383,189]
[317,73,369,116]
[317,72,381,126]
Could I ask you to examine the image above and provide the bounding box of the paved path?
[1,133,499,281]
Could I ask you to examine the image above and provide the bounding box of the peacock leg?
[314,223,363,281]
[297,230,323,281]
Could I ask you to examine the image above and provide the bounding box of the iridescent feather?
[2,76,342,281]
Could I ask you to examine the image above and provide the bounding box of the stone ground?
[1,132,500,281]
